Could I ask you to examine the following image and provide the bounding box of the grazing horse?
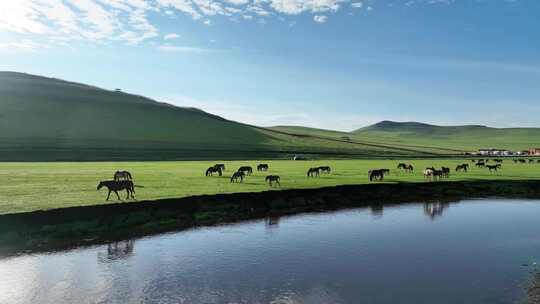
[369,169,384,181]
[318,166,332,174]
[475,162,486,168]
[398,163,414,172]
[513,159,519,164]
[486,164,501,172]
[265,175,280,187]
[230,171,245,183]
[97,180,140,200]
[307,167,320,177]
[424,168,435,181]
[214,164,226,171]
[441,167,450,178]
[432,170,444,180]
[369,169,389,181]
[206,166,222,176]
[257,164,269,171]
[455,164,469,172]
[238,166,253,176]
[114,170,132,181]
[519,159,526,164]
[425,167,443,181]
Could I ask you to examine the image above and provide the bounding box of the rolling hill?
[272,121,540,153]
[0,72,436,160]
[353,121,540,151]
[2,71,538,161]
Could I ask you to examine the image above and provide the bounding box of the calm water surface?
[1,199,540,304]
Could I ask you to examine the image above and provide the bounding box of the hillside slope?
[0,72,432,160]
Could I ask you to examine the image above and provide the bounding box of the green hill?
[3,72,536,161]
[353,121,540,151]
[270,121,540,153]
[0,72,435,160]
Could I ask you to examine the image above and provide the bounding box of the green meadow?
[2,159,540,215]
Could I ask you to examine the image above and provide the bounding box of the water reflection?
[369,205,384,218]
[97,240,135,263]
[1,199,540,304]
[423,202,450,220]
[265,215,281,229]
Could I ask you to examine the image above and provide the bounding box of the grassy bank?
[1,159,540,215]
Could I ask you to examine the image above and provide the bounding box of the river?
[1,199,539,304]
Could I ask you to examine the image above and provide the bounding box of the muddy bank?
[1,180,540,256]
[529,273,540,304]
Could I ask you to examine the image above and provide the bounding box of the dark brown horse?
[257,164,269,171]
[206,166,222,176]
[369,169,389,181]
[441,167,450,178]
[307,167,320,177]
[238,166,253,175]
[486,164,501,172]
[230,171,245,183]
[97,180,141,200]
[265,175,280,187]
[455,164,469,172]
[476,162,486,168]
[214,164,226,171]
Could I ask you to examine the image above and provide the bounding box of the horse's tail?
[127,172,133,179]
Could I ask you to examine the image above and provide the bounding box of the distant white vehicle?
[293,155,307,161]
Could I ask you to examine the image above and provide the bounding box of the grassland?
[2,158,540,215]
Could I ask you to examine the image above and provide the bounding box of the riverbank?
[1,179,540,256]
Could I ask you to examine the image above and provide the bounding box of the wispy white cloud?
[0,0,518,48]
[313,15,328,23]
[164,33,181,40]
[0,0,159,45]
[269,0,342,15]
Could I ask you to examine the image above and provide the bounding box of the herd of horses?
[205,163,280,186]
[96,158,537,200]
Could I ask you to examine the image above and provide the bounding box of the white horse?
[423,168,434,181]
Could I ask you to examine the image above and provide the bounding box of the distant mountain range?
[1,71,539,160]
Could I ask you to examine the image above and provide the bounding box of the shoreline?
[1,179,540,257]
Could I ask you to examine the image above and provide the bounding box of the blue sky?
[1,0,539,131]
